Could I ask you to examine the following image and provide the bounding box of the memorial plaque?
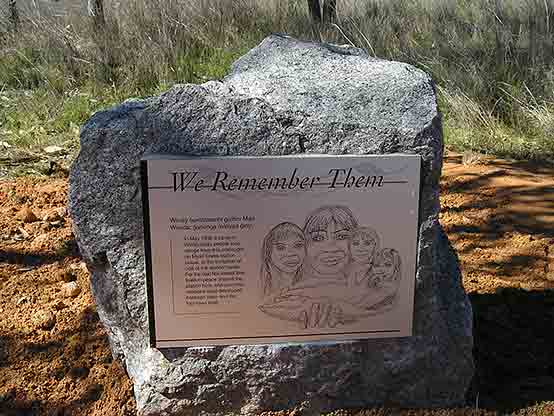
[141,154,421,347]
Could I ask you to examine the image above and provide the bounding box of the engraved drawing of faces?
[270,234,306,274]
[304,206,358,276]
[350,227,380,265]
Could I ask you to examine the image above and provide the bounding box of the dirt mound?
[0,179,135,416]
[0,153,553,415]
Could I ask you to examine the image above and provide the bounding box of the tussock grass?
[0,88,121,151]
[440,86,554,160]
[0,0,553,160]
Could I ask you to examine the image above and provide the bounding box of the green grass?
[0,45,245,156]
[1,88,113,151]
[439,87,554,160]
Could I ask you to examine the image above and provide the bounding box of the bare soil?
[0,178,135,416]
[0,153,553,416]
[441,154,554,413]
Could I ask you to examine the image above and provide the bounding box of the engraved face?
[270,236,306,274]
[350,234,377,264]
[372,260,394,281]
[306,221,350,276]
[371,249,401,291]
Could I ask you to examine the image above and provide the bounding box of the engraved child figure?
[260,222,306,299]
[343,247,402,314]
[347,226,380,289]
[368,248,402,295]
[342,247,402,316]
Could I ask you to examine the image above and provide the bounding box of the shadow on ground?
[0,306,117,416]
[441,155,554,291]
[467,288,554,412]
[0,239,80,268]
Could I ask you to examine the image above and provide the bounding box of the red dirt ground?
[0,153,553,416]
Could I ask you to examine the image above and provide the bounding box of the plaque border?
[141,154,422,348]
[141,159,158,348]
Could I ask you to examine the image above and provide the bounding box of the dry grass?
[0,0,553,158]
[0,0,554,159]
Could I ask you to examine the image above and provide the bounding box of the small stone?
[34,310,56,330]
[52,300,67,310]
[16,297,28,305]
[39,183,60,194]
[58,270,76,283]
[16,207,38,223]
[17,226,30,239]
[42,207,66,222]
[43,145,65,155]
[70,261,88,273]
[62,281,81,298]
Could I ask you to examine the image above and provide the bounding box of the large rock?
[69,34,474,415]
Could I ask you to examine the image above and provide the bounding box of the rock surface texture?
[69,35,474,415]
